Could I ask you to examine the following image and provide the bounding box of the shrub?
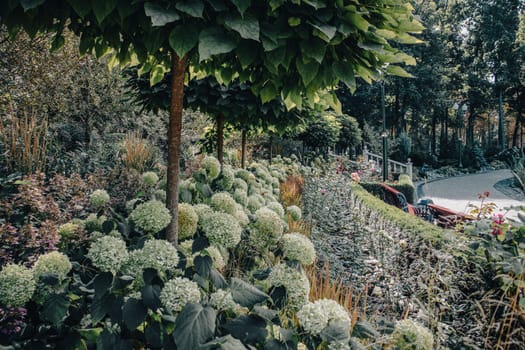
[178,203,198,240]
[33,251,72,281]
[286,205,302,221]
[210,192,237,215]
[0,264,36,307]
[214,164,235,191]
[200,212,242,248]
[297,298,351,336]
[282,233,316,265]
[129,200,171,234]
[160,277,201,313]
[89,189,110,208]
[87,236,129,273]
[267,263,310,310]
[390,319,434,350]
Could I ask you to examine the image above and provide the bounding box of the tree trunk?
[431,111,436,155]
[217,115,224,165]
[165,52,188,246]
[241,129,246,169]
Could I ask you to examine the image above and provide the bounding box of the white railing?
[363,146,413,180]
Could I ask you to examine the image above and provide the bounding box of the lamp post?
[452,102,468,168]
[381,80,388,181]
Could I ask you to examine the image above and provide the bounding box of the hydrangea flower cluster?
[267,263,310,310]
[57,222,80,239]
[129,200,171,234]
[193,204,213,227]
[83,213,106,232]
[33,251,72,281]
[87,236,129,273]
[232,177,248,191]
[142,171,159,186]
[200,212,242,248]
[201,156,221,181]
[297,299,351,336]
[89,189,110,208]
[247,195,264,212]
[209,289,240,311]
[140,239,180,272]
[206,246,226,271]
[281,233,316,265]
[286,205,302,221]
[0,264,36,307]
[233,208,250,227]
[254,207,284,238]
[178,203,198,240]
[232,188,248,206]
[160,277,201,313]
[391,319,434,350]
[266,201,285,218]
[210,192,237,215]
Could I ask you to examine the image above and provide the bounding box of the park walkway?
[420,169,524,219]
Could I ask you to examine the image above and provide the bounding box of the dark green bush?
[360,177,416,205]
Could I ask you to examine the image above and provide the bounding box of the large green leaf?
[333,61,356,92]
[20,0,45,10]
[386,65,414,78]
[175,0,204,18]
[204,335,248,350]
[198,27,236,61]
[225,15,260,41]
[66,0,91,17]
[320,321,351,343]
[296,58,319,87]
[310,22,337,42]
[41,293,70,327]
[122,298,147,330]
[259,83,278,104]
[299,39,326,64]
[93,272,113,298]
[236,41,259,68]
[346,13,370,32]
[230,277,269,308]
[92,0,117,24]
[194,254,213,278]
[169,25,200,58]
[230,0,250,16]
[173,303,217,349]
[141,284,162,310]
[223,315,267,343]
[144,2,180,26]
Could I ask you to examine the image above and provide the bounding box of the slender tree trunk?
[217,115,224,165]
[241,129,246,169]
[165,52,188,246]
[431,111,436,155]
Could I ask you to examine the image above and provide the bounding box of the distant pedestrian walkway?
[420,169,524,219]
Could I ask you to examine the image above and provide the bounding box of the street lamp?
[381,80,388,181]
[452,102,468,168]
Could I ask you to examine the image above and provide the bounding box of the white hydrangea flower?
[210,192,237,215]
[391,319,434,350]
[267,263,310,310]
[201,156,221,181]
[120,249,145,279]
[141,239,179,271]
[281,233,316,265]
[232,188,248,206]
[160,277,201,313]
[206,246,226,271]
[233,209,250,227]
[178,203,198,240]
[209,289,240,311]
[142,171,159,186]
[266,201,285,218]
[247,195,264,212]
[87,236,129,273]
[0,264,36,307]
[286,205,302,221]
[90,189,110,207]
[57,222,80,238]
[129,200,171,234]
[215,164,235,191]
[33,251,72,281]
[201,212,242,248]
[297,299,351,336]
[254,207,284,238]
[232,177,248,191]
[194,204,214,229]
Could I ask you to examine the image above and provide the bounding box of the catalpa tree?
[0,0,422,243]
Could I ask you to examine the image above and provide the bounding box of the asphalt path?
[419,169,524,219]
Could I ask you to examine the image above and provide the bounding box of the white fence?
[363,146,413,180]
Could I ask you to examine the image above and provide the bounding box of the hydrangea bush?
[267,263,310,310]
[33,251,72,281]
[89,189,110,208]
[390,319,434,350]
[129,200,171,234]
[178,203,198,240]
[200,212,242,248]
[0,264,36,307]
[160,277,201,313]
[87,236,129,273]
[282,233,316,265]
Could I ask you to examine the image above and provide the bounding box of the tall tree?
[1,0,422,244]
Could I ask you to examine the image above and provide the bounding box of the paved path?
[419,169,524,219]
